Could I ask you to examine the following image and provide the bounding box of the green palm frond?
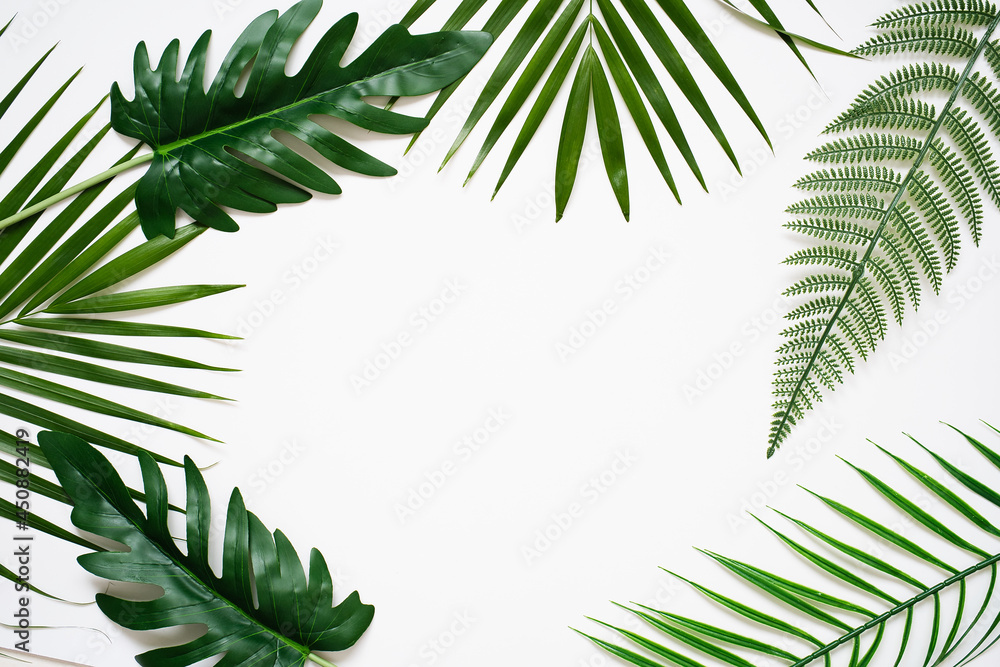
[0,21,246,474]
[0,0,491,541]
[770,1,1000,455]
[40,430,373,667]
[398,0,850,220]
[584,421,1000,666]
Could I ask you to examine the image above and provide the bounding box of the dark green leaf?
[53,223,208,305]
[465,0,586,184]
[494,19,589,198]
[41,431,374,667]
[20,210,140,317]
[45,284,242,315]
[0,342,230,400]
[112,0,491,237]
[590,54,629,220]
[555,47,595,222]
[440,0,563,169]
[15,317,236,340]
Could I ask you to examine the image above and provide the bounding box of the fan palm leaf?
[0,22,242,475]
[770,0,1000,455]
[397,0,852,220]
[584,421,1000,666]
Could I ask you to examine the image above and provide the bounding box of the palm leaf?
[0,27,250,469]
[40,430,373,667]
[106,0,491,239]
[399,0,850,220]
[584,420,1000,666]
[770,1,1000,455]
[0,0,489,585]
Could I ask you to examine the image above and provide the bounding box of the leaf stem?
[0,152,153,232]
[769,10,1000,457]
[792,553,1000,665]
[308,653,338,667]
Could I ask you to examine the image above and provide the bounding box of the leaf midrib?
[149,47,455,156]
[770,11,1000,456]
[791,552,1000,665]
[78,459,316,662]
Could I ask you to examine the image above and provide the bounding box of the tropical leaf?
[106,0,491,239]
[398,0,850,220]
[770,1,1000,456]
[0,0,489,600]
[583,420,1000,666]
[0,20,250,473]
[41,430,373,667]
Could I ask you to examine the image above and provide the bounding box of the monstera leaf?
[40,430,373,667]
[110,0,491,238]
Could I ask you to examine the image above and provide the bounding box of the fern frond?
[783,218,877,245]
[783,245,859,271]
[769,5,1000,456]
[794,165,903,193]
[928,138,984,242]
[786,193,887,219]
[839,62,960,120]
[872,0,998,28]
[945,106,1000,209]
[825,97,937,134]
[806,133,924,164]
[856,24,979,58]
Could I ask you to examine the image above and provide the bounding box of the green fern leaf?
[770,2,1000,455]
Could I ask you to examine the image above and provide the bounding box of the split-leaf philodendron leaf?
[40,431,373,667]
[111,0,492,238]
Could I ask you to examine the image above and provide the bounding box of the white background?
[4,0,1000,666]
